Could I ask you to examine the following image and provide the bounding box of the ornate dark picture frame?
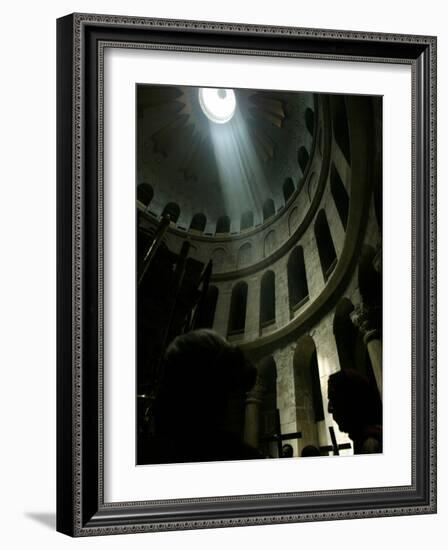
[56,13,437,537]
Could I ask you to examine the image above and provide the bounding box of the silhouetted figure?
[327,369,382,454]
[139,329,263,464]
[301,445,321,457]
[281,444,294,458]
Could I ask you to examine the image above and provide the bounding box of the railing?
[137,213,171,286]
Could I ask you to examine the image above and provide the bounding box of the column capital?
[372,246,382,274]
[246,375,266,404]
[350,303,380,344]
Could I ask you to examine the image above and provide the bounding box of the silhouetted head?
[301,445,321,457]
[155,330,256,432]
[327,369,382,439]
[281,444,294,458]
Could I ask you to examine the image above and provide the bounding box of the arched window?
[137,182,154,207]
[228,282,248,335]
[195,285,219,329]
[260,271,276,327]
[314,210,337,281]
[287,246,309,311]
[330,163,349,229]
[240,210,254,231]
[216,215,230,233]
[262,198,275,221]
[297,146,310,174]
[161,202,180,223]
[211,247,227,271]
[305,108,315,136]
[331,95,351,163]
[264,230,277,257]
[189,213,206,232]
[237,242,253,268]
[283,178,295,203]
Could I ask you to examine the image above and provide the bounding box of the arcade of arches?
[137,84,382,463]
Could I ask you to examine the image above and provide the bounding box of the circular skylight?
[198,88,236,124]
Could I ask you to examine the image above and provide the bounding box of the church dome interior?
[136,84,383,464]
[137,84,315,234]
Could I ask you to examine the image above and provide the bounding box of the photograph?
[55,11,436,535]
[1,0,443,546]
[135,84,383,465]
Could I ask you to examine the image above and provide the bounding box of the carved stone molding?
[350,303,381,344]
[246,375,266,404]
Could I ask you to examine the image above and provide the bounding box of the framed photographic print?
[56,13,437,536]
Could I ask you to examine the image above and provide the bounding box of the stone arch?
[372,99,383,231]
[283,178,295,203]
[330,94,351,164]
[314,209,337,281]
[358,245,381,308]
[288,207,299,236]
[228,281,248,335]
[216,215,230,233]
[357,246,382,397]
[137,182,154,207]
[264,230,277,257]
[293,335,324,453]
[262,198,275,221]
[287,246,309,312]
[260,271,276,327]
[237,242,253,268]
[195,285,219,329]
[161,202,180,223]
[333,298,377,390]
[333,298,358,373]
[240,210,254,231]
[189,212,207,232]
[330,163,349,230]
[210,247,227,272]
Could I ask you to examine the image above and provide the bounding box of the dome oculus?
[198,88,236,124]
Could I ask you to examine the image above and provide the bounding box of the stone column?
[326,191,346,259]
[302,231,325,301]
[243,377,265,448]
[274,346,300,456]
[274,257,290,327]
[312,315,348,452]
[212,283,232,337]
[350,304,382,399]
[245,275,261,341]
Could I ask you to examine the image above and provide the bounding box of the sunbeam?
[208,97,272,227]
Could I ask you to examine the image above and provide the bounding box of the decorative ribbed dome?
[137,85,315,235]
